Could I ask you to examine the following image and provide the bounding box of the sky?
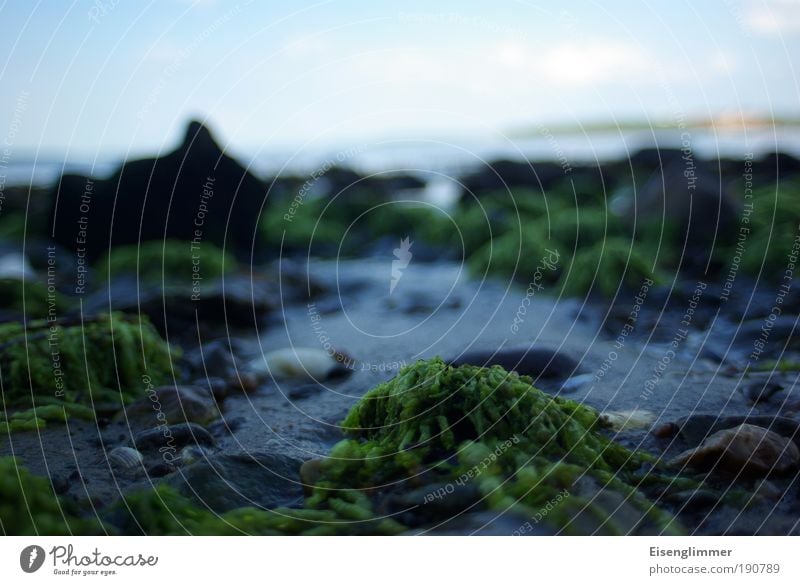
[1,0,799,160]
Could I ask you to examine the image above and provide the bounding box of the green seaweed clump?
[305,358,681,534]
[95,239,235,283]
[0,457,104,535]
[0,278,72,319]
[738,180,800,275]
[108,484,365,536]
[100,359,684,535]
[0,312,177,427]
[558,237,659,297]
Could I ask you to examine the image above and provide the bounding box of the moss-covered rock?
[558,237,659,297]
[307,358,681,534]
[103,359,684,535]
[0,312,177,429]
[0,457,105,535]
[0,278,71,318]
[95,239,235,283]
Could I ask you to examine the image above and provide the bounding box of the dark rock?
[379,481,483,528]
[207,416,245,436]
[184,339,239,380]
[385,289,461,314]
[665,489,721,513]
[753,151,800,182]
[669,423,800,477]
[741,379,785,405]
[48,120,268,263]
[622,160,739,275]
[677,414,800,447]
[50,473,71,495]
[82,274,276,334]
[146,462,177,478]
[409,510,550,535]
[191,376,231,401]
[735,316,800,355]
[166,451,306,512]
[459,159,565,200]
[133,422,217,453]
[124,385,219,427]
[448,347,580,380]
[288,383,323,400]
[569,477,670,535]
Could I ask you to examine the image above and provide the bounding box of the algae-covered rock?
[102,359,684,535]
[0,456,105,535]
[558,237,659,297]
[95,239,235,284]
[306,358,681,534]
[0,312,177,429]
[0,277,71,319]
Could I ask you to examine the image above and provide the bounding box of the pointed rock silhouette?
[48,120,267,265]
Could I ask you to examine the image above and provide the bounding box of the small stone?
[108,446,144,471]
[599,409,656,432]
[191,376,230,401]
[299,459,323,496]
[288,384,323,400]
[741,380,785,405]
[133,422,217,453]
[677,414,800,448]
[146,463,177,478]
[664,489,720,513]
[668,423,800,477]
[248,347,353,382]
[124,385,219,426]
[558,373,594,393]
[651,421,679,438]
[754,479,783,502]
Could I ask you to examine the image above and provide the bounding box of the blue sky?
[1,0,798,157]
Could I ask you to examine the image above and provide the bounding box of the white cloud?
[535,41,650,86]
[486,40,652,87]
[744,0,800,35]
[709,49,736,74]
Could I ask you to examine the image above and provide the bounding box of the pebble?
[299,459,323,496]
[108,446,144,470]
[124,385,219,426]
[668,423,800,477]
[288,384,324,400]
[558,373,595,393]
[180,445,209,466]
[599,409,656,432]
[676,414,800,447]
[651,421,679,438]
[740,380,785,405]
[248,347,353,382]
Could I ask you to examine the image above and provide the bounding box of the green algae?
[558,237,659,297]
[308,358,680,534]
[108,484,405,536]
[0,312,177,430]
[0,212,28,240]
[99,359,683,535]
[0,456,105,535]
[95,239,235,283]
[0,278,72,318]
